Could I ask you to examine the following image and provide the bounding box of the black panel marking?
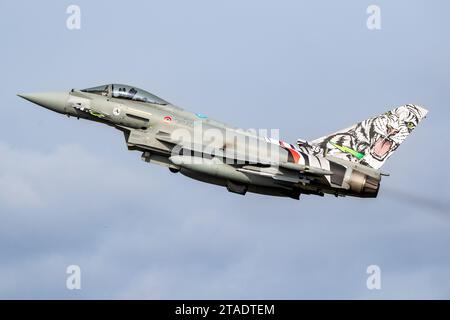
[330,161,346,185]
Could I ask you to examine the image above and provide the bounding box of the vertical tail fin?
[299,104,428,169]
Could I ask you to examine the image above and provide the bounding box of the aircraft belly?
[180,168,300,199]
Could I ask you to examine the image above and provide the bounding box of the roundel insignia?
[164,116,172,123]
[113,107,121,116]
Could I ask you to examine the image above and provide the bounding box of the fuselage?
[18,84,381,200]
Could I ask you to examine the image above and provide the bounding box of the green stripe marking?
[329,142,365,160]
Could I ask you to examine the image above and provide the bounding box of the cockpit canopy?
[81,84,169,105]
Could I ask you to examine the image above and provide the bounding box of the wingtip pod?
[301,104,430,170]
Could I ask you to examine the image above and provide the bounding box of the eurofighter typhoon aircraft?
[18,84,428,200]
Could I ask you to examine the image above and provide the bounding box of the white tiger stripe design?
[297,104,428,169]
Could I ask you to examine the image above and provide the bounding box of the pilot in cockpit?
[128,87,138,99]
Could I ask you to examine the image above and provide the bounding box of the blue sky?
[0,0,449,299]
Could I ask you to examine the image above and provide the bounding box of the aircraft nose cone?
[17,92,69,114]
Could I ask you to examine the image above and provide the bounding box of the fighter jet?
[17,84,428,200]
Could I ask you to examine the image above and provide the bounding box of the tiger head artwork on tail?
[297,104,428,169]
